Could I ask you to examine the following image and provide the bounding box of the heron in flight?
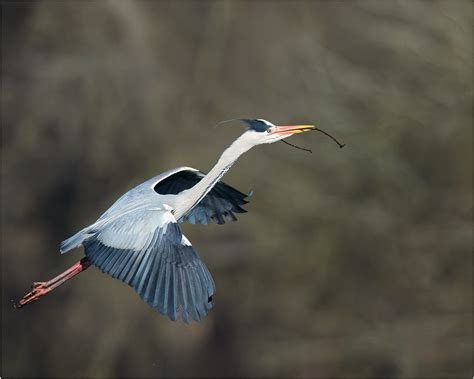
[15,119,343,323]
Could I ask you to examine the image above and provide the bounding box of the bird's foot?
[13,282,51,309]
[13,258,92,310]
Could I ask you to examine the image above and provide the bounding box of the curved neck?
[173,135,253,219]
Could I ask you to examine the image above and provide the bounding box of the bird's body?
[59,166,249,322]
[15,119,339,323]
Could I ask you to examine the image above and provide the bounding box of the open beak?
[272,125,316,135]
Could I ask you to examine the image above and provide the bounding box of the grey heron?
[15,119,344,323]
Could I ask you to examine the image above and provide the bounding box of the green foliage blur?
[2,1,472,377]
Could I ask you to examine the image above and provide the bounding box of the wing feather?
[116,251,137,281]
[153,242,168,307]
[153,169,250,225]
[143,249,160,302]
[110,250,130,278]
[185,267,199,321]
[103,251,121,273]
[170,265,178,321]
[83,208,215,322]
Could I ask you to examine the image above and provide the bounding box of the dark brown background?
[2,1,472,377]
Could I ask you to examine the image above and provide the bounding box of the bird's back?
[97,166,195,221]
[60,167,194,253]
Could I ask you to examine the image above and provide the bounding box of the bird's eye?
[266,128,272,134]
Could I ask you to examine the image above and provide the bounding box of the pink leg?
[14,257,91,309]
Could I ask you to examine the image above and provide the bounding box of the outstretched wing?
[83,208,215,323]
[154,169,251,225]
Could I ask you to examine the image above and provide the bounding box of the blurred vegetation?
[1,1,472,377]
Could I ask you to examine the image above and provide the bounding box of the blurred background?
[1,1,472,377]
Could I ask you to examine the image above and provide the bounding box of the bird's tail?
[60,230,91,254]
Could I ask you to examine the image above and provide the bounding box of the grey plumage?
[154,169,250,225]
[83,222,215,322]
[60,167,246,323]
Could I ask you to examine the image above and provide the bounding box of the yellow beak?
[272,125,316,135]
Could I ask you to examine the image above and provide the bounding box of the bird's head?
[239,119,316,145]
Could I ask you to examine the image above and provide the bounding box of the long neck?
[173,135,252,219]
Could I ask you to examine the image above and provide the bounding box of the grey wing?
[154,169,251,225]
[59,167,249,254]
[83,208,215,323]
[97,167,192,222]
